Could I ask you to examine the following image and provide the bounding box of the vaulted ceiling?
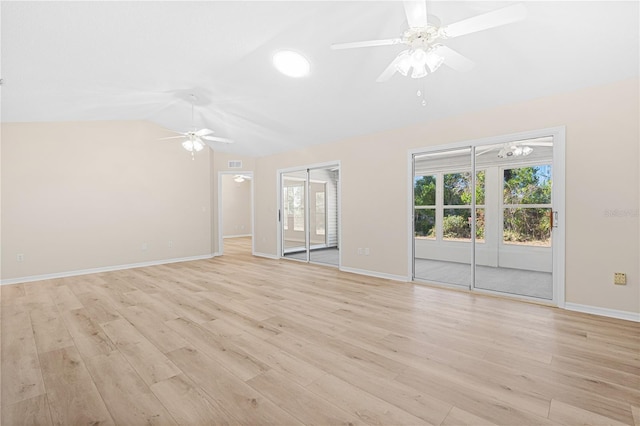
[2,1,638,157]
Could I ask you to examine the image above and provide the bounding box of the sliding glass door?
[282,170,308,257]
[280,164,340,267]
[413,133,561,302]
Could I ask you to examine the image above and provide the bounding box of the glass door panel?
[309,167,339,266]
[413,148,472,287]
[282,170,308,260]
[474,139,554,299]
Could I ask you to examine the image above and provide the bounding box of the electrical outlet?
[16,253,24,262]
[168,240,173,249]
[614,272,627,285]
[364,248,370,256]
[141,242,148,251]
[357,248,363,256]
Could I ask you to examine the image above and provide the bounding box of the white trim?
[0,253,217,286]
[218,171,254,256]
[340,266,409,283]
[565,303,640,323]
[253,251,279,260]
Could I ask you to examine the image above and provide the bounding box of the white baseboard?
[339,266,409,283]
[223,234,252,239]
[253,251,279,260]
[564,302,640,322]
[0,253,217,286]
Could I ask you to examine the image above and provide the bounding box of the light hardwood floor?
[2,237,639,425]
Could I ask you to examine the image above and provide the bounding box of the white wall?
[252,78,640,316]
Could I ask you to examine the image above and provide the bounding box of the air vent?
[228,160,242,169]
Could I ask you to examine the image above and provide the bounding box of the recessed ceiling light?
[273,50,310,78]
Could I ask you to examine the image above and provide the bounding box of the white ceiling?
[2,1,638,157]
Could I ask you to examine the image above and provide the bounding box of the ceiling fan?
[331,1,527,82]
[159,94,234,158]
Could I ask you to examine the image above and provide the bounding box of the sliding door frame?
[408,126,565,307]
[277,160,341,268]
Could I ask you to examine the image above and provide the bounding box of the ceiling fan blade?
[403,0,428,28]
[202,135,234,144]
[437,45,475,72]
[331,38,401,50]
[376,55,402,82]
[157,135,186,141]
[443,3,527,38]
[195,128,215,137]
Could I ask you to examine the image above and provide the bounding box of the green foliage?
[503,166,552,244]
[444,171,485,205]
[414,209,435,238]
[414,176,436,206]
[443,214,470,239]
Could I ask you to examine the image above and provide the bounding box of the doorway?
[218,172,253,255]
[411,128,565,304]
[279,163,340,267]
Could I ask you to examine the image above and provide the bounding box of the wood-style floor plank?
[1,237,639,425]
[1,394,52,426]
[39,346,114,426]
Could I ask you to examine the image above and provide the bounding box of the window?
[442,171,485,242]
[414,171,485,242]
[502,165,552,246]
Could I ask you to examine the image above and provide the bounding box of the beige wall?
[253,78,639,315]
[1,79,637,316]
[221,174,252,237]
[1,120,213,280]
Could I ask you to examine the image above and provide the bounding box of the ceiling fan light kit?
[159,94,235,159]
[498,144,534,158]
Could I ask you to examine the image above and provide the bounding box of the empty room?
[1,1,639,425]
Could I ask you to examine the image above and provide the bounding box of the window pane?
[414,176,436,206]
[503,208,551,246]
[443,171,485,205]
[414,209,435,239]
[443,208,471,241]
[315,192,325,235]
[293,185,304,231]
[503,165,552,204]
